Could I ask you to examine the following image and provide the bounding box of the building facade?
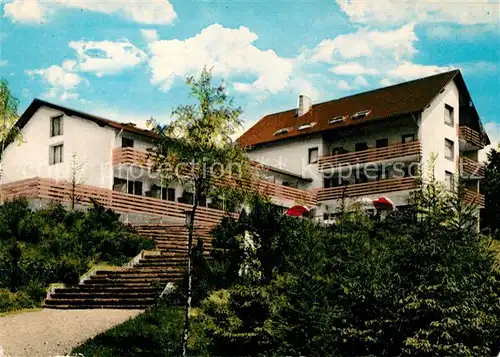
[238,70,489,221]
[0,70,490,225]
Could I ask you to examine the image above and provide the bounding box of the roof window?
[273,128,291,136]
[351,109,372,120]
[297,122,317,131]
[328,116,345,124]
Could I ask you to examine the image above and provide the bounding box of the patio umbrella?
[372,196,394,210]
[286,205,310,217]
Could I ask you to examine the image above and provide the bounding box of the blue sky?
[0,0,499,151]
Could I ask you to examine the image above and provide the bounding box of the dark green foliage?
[483,147,500,238]
[199,192,500,356]
[0,199,153,311]
[72,303,184,357]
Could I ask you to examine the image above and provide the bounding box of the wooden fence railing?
[459,156,485,178]
[459,126,486,148]
[316,177,418,202]
[318,141,421,171]
[1,177,234,226]
[112,147,317,206]
[462,189,485,208]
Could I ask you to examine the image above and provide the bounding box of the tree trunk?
[181,195,198,357]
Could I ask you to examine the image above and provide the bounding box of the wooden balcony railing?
[112,147,317,206]
[316,177,418,202]
[0,177,234,226]
[318,141,421,171]
[459,156,485,178]
[459,126,487,148]
[112,147,152,168]
[462,189,485,208]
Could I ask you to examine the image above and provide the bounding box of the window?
[355,142,368,151]
[298,122,316,131]
[376,138,388,148]
[122,137,134,148]
[113,178,127,192]
[308,147,319,164]
[50,115,63,137]
[167,188,175,201]
[444,104,454,127]
[402,134,415,144]
[273,128,290,136]
[445,139,454,160]
[328,116,345,124]
[49,144,63,165]
[445,171,454,191]
[351,109,371,120]
[127,181,143,196]
[324,176,349,188]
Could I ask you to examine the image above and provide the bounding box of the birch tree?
[147,68,253,356]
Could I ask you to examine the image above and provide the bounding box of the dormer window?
[297,122,316,131]
[273,128,290,136]
[328,116,345,124]
[351,109,371,120]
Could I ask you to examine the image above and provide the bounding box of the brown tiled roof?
[238,70,462,148]
[15,99,159,140]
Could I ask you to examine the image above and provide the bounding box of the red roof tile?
[238,70,461,148]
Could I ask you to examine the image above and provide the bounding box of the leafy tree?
[482,146,500,237]
[0,79,22,188]
[147,68,252,356]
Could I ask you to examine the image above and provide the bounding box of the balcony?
[112,147,151,168]
[459,126,487,149]
[462,189,485,208]
[459,156,485,179]
[113,147,317,207]
[316,177,418,202]
[0,177,233,226]
[318,141,421,172]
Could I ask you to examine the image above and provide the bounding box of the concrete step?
[49,291,158,299]
[43,304,149,309]
[44,298,156,306]
[54,287,162,294]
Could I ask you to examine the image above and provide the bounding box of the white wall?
[2,106,116,189]
[247,134,324,188]
[114,131,155,151]
[419,80,460,182]
[322,117,418,154]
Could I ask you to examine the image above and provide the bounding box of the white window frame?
[444,104,454,127]
[49,144,64,165]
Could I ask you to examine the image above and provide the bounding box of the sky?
[0,0,499,155]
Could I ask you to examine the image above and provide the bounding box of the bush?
[0,199,153,312]
[0,289,35,313]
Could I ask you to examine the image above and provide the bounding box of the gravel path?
[0,308,143,357]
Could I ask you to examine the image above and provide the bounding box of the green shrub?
[0,289,35,313]
[0,199,153,312]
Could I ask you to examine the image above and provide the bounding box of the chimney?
[297,95,311,117]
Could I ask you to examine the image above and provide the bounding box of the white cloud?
[380,78,393,86]
[330,62,378,76]
[149,24,293,94]
[26,65,83,89]
[3,0,176,25]
[480,122,500,162]
[354,75,369,87]
[0,60,7,66]
[3,0,45,23]
[26,64,85,101]
[335,0,498,26]
[337,79,352,90]
[310,24,417,62]
[388,61,453,80]
[69,40,147,77]
[140,29,159,42]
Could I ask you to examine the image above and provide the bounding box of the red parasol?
[286,205,310,217]
[372,196,394,210]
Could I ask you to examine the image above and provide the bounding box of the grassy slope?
[72,304,184,357]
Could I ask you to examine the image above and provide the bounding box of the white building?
[0,69,490,225]
[237,69,489,221]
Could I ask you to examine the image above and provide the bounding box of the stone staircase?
[44,225,212,309]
